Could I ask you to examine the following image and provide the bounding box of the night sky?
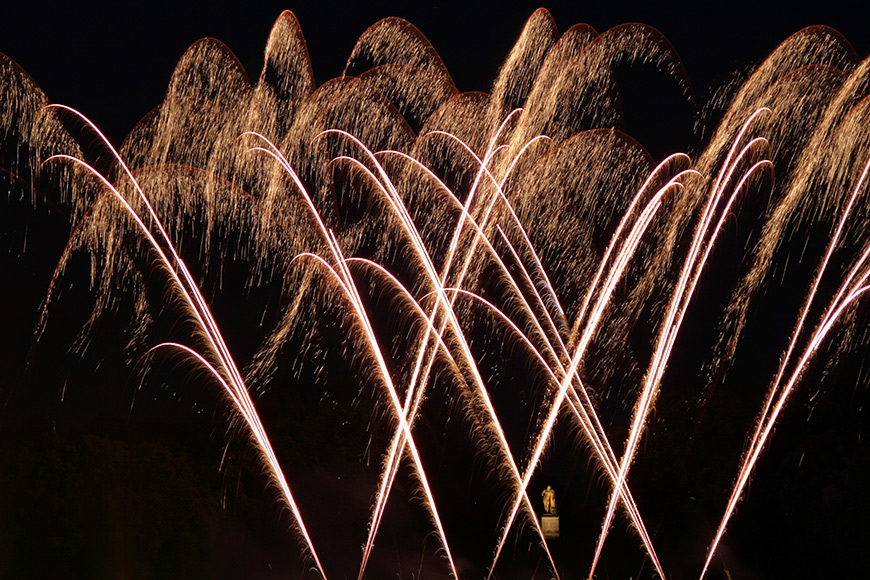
[2,1,868,143]
[2,1,870,579]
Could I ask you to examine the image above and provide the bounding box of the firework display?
[2,9,869,579]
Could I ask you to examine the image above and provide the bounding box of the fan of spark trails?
[2,8,870,580]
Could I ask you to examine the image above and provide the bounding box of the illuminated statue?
[542,485,556,515]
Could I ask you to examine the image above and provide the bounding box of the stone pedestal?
[541,514,560,539]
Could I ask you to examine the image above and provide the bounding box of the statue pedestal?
[541,514,560,539]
